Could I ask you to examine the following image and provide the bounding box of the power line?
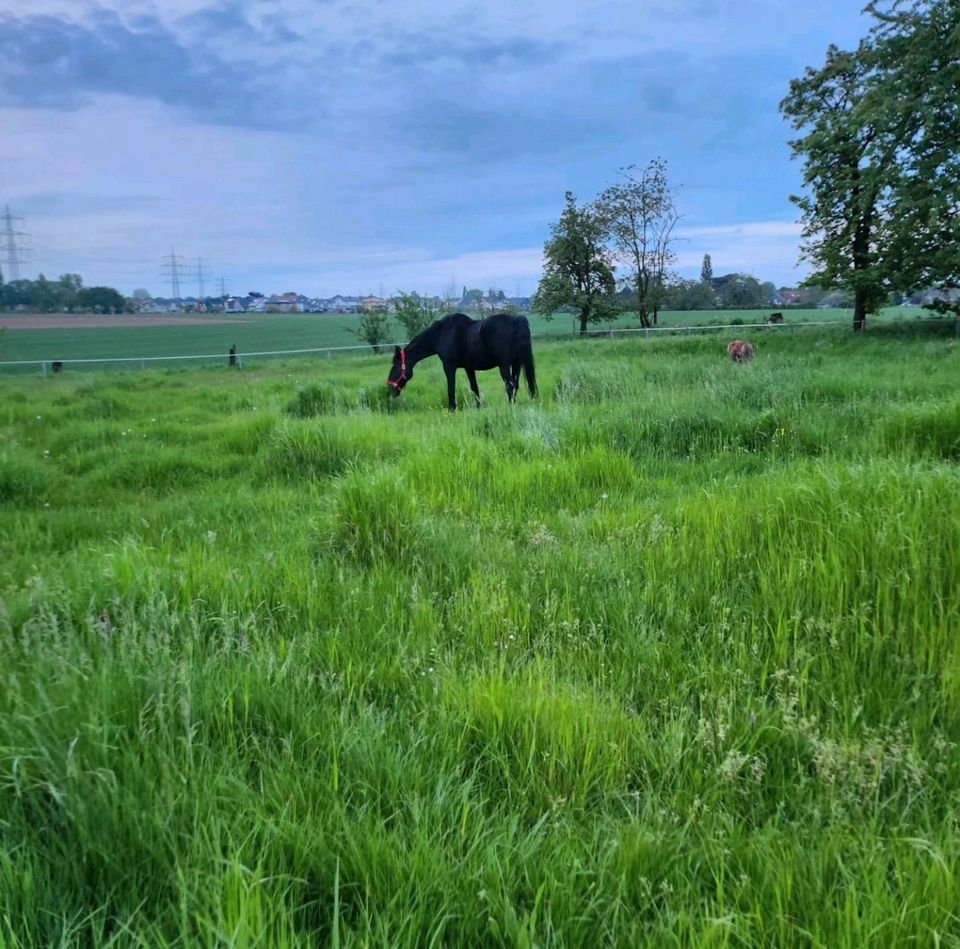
[161,250,185,299]
[218,277,229,298]
[2,205,30,282]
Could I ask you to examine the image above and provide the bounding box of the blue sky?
[0,0,873,297]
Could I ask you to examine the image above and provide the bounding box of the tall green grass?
[1,325,959,944]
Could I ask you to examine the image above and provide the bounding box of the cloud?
[0,0,875,297]
[15,191,160,218]
[177,2,258,40]
[381,34,562,70]
[674,220,807,284]
[0,9,303,128]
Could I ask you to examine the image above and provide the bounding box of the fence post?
[238,355,243,368]
[141,359,145,370]
[41,361,48,378]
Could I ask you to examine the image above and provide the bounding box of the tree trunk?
[579,312,588,335]
[850,179,872,334]
[853,290,867,332]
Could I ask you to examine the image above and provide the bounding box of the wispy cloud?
[675,220,807,283]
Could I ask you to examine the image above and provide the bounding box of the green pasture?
[1,322,959,944]
[0,306,932,369]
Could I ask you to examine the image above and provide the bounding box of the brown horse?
[727,340,754,362]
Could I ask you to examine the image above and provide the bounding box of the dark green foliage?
[0,273,130,313]
[532,191,617,335]
[595,158,679,328]
[781,1,960,330]
[352,310,393,353]
[392,292,440,340]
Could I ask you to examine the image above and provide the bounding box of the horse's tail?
[516,317,538,398]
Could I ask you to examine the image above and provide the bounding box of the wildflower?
[718,750,750,781]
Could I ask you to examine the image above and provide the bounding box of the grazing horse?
[387,312,537,411]
[727,339,755,363]
[768,312,785,324]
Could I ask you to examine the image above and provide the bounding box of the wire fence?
[0,317,954,377]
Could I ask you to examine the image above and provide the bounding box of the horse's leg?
[499,364,517,403]
[443,362,458,411]
[466,368,481,407]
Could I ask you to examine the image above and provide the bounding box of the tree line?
[0,273,130,313]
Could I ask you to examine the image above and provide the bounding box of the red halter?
[387,349,408,390]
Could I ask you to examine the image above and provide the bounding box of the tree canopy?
[532,191,617,335]
[781,0,960,329]
[392,292,439,340]
[595,158,679,328]
[0,274,131,313]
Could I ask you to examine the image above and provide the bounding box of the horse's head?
[386,346,412,396]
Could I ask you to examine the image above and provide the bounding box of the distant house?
[266,292,302,313]
[359,296,388,312]
[818,292,850,309]
[139,300,171,314]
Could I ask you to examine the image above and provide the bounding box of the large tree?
[665,278,716,311]
[714,273,765,309]
[700,253,713,285]
[781,42,891,331]
[867,0,960,306]
[781,0,960,330]
[77,286,129,314]
[532,191,617,335]
[595,158,679,327]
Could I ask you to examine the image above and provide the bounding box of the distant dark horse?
[387,312,537,411]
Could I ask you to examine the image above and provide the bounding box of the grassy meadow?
[1,321,960,945]
[0,306,933,369]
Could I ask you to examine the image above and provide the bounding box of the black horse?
[387,312,537,411]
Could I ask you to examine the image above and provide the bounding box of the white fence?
[0,317,951,377]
